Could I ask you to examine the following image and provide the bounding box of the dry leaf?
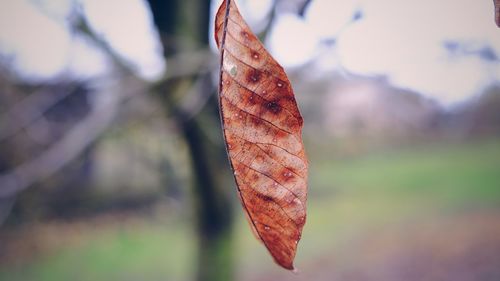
[215,0,308,270]
[495,0,500,27]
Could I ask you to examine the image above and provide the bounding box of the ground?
[0,139,499,281]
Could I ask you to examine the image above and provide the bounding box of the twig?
[298,0,313,17]
[258,0,277,40]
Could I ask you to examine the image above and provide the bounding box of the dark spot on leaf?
[256,192,275,203]
[247,94,257,105]
[266,100,281,114]
[246,69,261,83]
[273,130,288,143]
[280,168,295,182]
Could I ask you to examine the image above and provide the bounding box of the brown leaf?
[495,0,500,27]
[215,0,308,270]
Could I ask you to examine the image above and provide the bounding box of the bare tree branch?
[163,49,217,80]
[0,85,77,141]
[0,78,145,199]
[0,6,217,200]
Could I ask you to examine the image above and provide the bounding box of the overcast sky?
[0,0,499,106]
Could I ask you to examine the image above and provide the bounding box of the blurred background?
[0,0,499,280]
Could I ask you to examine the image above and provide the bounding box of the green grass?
[311,140,500,205]
[0,222,196,281]
[1,139,499,280]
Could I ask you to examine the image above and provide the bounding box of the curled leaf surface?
[215,0,308,270]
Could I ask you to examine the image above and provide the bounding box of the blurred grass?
[0,220,196,281]
[311,139,500,205]
[1,139,499,280]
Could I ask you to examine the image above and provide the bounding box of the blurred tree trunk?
[146,1,235,281]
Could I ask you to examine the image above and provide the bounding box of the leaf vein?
[221,91,300,142]
[229,132,305,180]
[236,170,302,228]
[222,70,301,123]
[232,158,306,207]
